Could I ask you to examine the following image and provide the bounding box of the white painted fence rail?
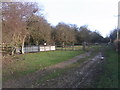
[23,45,55,53]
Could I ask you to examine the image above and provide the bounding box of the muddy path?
[3,48,105,88]
[34,52,105,88]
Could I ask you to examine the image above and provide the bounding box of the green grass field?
[3,50,84,81]
[96,46,118,88]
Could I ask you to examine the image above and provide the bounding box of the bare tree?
[27,15,51,45]
[55,22,75,46]
[2,2,40,54]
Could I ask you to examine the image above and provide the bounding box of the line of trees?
[2,2,107,55]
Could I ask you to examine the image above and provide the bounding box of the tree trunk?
[21,35,26,54]
[11,47,16,55]
[82,42,86,51]
[11,48,14,55]
[62,42,65,48]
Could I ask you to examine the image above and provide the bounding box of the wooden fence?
[23,45,55,53]
[23,45,83,52]
[1,45,83,56]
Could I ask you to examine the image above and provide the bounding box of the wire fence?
[56,45,83,51]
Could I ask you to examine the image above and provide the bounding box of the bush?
[2,47,13,56]
[114,39,120,54]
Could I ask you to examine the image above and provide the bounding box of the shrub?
[114,39,120,54]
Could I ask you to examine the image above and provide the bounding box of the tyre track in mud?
[35,52,104,88]
[72,53,104,88]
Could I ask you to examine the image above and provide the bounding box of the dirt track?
[3,50,105,88]
[34,52,105,88]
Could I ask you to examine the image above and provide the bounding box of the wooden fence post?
[49,45,51,51]
[38,45,39,52]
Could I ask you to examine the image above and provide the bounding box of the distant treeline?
[2,2,119,54]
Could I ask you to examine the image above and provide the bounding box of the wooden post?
[82,42,86,51]
[38,45,40,52]
[49,45,50,51]
[72,42,74,51]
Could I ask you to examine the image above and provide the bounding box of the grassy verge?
[3,50,83,81]
[96,46,118,88]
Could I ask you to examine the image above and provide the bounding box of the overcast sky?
[33,0,119,37]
